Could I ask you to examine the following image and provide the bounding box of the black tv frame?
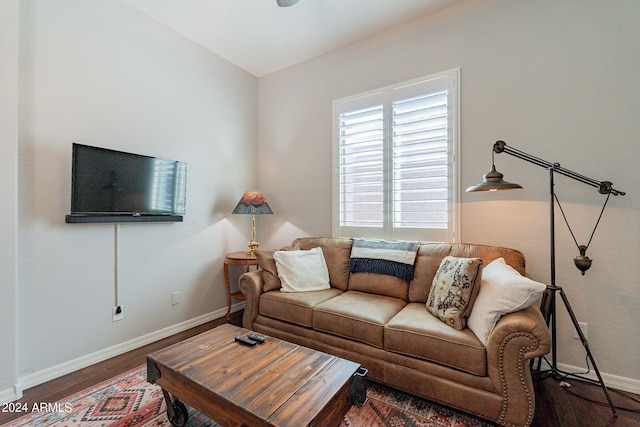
[65,144,186,224]
[65,214,183,223]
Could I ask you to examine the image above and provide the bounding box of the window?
[333,69,459,241]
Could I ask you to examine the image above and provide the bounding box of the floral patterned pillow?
[427,256,483,330]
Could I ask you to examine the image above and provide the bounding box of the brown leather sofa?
[239,237,551,427]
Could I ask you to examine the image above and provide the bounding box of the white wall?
[259,0,640,387]
[12,0,258,384]
[3,0,638,401]
[0,0,20,403]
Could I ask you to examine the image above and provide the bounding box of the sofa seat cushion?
[385,303,487,376]
[259,288,343,328]
[313,291,407,348]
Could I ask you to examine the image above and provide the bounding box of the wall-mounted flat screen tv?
[65,143,187,223]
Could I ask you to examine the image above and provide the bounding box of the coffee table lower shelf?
[147,324,366,427]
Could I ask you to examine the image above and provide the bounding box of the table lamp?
[232,190,273,255]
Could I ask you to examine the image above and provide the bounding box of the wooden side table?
[224,251,258,320]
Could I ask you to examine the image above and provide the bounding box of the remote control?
[248,333,265,343]
[235,335,257,346]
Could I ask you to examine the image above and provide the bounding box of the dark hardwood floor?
[2,311,639,426]
[0,312,243,425]
[532,371,640,427]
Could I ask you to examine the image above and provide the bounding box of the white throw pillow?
[467,258,547,346]
[274,247,331,292]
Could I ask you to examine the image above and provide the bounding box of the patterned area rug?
[5,365,493,427]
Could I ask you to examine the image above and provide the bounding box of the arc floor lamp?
[467,140,625,417]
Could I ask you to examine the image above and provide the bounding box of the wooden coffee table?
[147,324,364,427]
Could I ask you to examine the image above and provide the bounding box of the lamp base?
[246,214,260,255]
[534,285,618,417]
[247,238,259,255]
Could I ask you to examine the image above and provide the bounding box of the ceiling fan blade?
[276,0,300,7]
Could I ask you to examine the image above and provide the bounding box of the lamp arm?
[493,141,625,196]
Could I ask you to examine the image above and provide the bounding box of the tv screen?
[67,144,186,221]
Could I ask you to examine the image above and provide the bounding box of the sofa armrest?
[487,304,551,361]
[238,269,264,330]
[486,304,551,426]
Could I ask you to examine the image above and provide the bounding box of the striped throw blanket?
[349,238,420,281]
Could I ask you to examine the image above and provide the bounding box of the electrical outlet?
[171,291,180,305]
[112,305,124,322]
[573,322,587,340]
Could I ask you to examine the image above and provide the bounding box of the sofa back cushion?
[409,243,453,303]
[255,249,282,292]
[291,237,352,291]
[347,272,411,300]
[347,239,419,300]
[280,238,526,304]
[409,242,526,303]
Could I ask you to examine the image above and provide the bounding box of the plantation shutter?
[391,83,449,229]
[337,93,384,228]
[333,70,458,241]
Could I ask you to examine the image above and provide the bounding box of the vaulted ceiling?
[121,0,461,77]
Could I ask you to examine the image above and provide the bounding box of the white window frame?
[332,69,460,242]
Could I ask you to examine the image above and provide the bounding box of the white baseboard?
[17,303,245,394]
[555,362,640,395]
[0,384,22,406]
[537,359,640,395]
